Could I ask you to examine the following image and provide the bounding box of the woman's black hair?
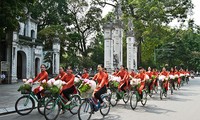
[41,64,46,68]
[98,64,103,68]
[59,66,65,70]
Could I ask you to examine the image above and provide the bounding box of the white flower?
[145,75,150,80]
[39,86,44,91]
[159,75,166,81]
[108,75,121,82]
[47,79,55,87]
[85,80,96,94]
[174,74,179,78]
[74,77,80,83]
[180,74,185,77]
[42,80,46,83]
[53,80,63,88]
[22,79,27,83]
[62,81,66,85]
[132,78,141,85]
[169,75,175,79]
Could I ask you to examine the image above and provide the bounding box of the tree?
[0,0,34,34]
[94,0,194,68]
[67,0,103,57]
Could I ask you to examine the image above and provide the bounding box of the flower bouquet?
[169,75,175,80]
[18,79,33,94]
[40,80,49,91]
[145,74,152,85]
[48,80,66,97]
[74,77,82,87]
[109,75,120,92]
[180,74,186,81]
[186,73,190,77]
[130,78,141,91]
[152,75,157,80]
[79,79,96,98]
[158,75,166,81]
[174,74,179,82]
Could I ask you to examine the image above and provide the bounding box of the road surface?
[0,77,199,120]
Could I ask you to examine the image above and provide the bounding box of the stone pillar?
[112,25,123,68]
[52,35,60,76]
[133,46,138,69]
[126,37,134,70]
[103,23,114,73]
[10,31,18,83]
[126,18,137,70]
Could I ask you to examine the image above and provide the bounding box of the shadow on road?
[91,114,121,120]
[135,104,176,114]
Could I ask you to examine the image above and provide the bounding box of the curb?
[0,107,16,116]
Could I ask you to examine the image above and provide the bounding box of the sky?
[102,0,200,26]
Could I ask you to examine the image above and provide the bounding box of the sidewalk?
[0,82,23,115]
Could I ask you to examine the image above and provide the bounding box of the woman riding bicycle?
[116,65,129,93]
[81,68,89,79]
[134,67,146,98]
[113,68,119,76]
[146,67,153,93]
[151,68,158,90]
[92,64,108,107]
[60,66,76,104]
[33,64,48,99]
[54,67,66,80]
[160,67,169,91]
[169,67,176,90]
[103,68,109,87]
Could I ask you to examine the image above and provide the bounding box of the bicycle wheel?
[15,95,35,115]
[69,94,81,115]
[130,92,137,110]
[154,86,158,93]
[160,89,163,100]
[149,89,153,97]
[186,78,189,84]
[100,95,110,116]
[169,84,173,95]
[78,100,92,120]
[38,96,50,115]
[110,92,118,106]
[123,92,129,104]
[141,90,147,106]
[44,99,60,120]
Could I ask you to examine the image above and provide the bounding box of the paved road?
[0,77,200,120]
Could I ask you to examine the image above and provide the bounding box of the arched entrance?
[35,58,40,76]
[17,51,27,79]
[31,30,35,38]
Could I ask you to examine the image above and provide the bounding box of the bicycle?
[186,76,189,84]
[15,88,51,115]
[145,79,154,97]
[44,92,81,120]
[129,85,147,110]
[109,88,130,107]
[159,79,168,100]
[181,76,186,86]
[169,78,174,95]
[78,93,111,120]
